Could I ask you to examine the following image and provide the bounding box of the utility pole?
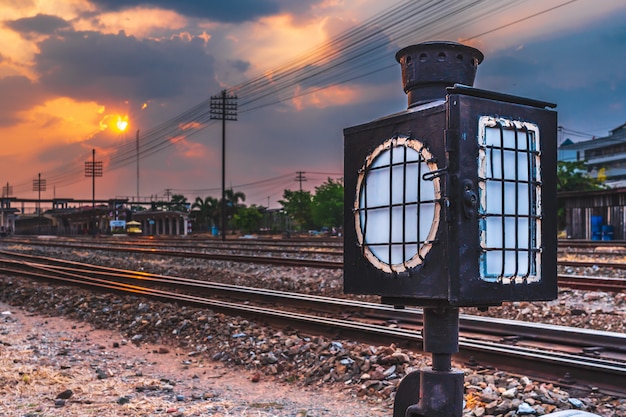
[85,149,103,236]
[136,129,140,202]
[32,174,46,234]
[295,171,307,191]
[210,89,238,241]
[2,182,12,198]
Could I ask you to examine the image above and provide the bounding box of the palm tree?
[170,194,189,212]
[220,188,246,234]
[224,188,246,214]
[191,196,219,232]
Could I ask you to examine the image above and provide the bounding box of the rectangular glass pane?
[478,117,540,283]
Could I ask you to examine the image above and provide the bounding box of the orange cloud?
[74,7,187,39]
[178,121,204,131]
[291,84,359,111]
[164,134,211,161]
[26,97,104,144]
[237,14,328,73]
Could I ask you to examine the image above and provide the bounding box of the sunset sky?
[1,0,625,208]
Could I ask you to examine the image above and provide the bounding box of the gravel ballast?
[0,243,625,416]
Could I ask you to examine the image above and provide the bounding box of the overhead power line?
[461,0,580,42]
[12,0,582,196]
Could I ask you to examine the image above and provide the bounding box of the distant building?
[558,122,626,187]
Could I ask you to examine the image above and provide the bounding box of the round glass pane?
[354,136,440,273]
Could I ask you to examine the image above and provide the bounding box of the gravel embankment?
[1,243,625,416]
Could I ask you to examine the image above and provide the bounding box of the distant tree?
[311,178,343,229]
[191,196,219,231]
[218,188,246,233]
[221,188,246,218]
[557,161,606,231]
[233,205,263,234]
[170,194,189,212]
[557,161,606,192]
[278,189,313,231]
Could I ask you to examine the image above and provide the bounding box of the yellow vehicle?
[126,220,142,235]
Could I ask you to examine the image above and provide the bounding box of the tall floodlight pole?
[32,173,46,235]
[210,89,238,241]
[85,149,103,236]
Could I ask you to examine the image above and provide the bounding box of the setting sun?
[116,115,129,132]
[99,113,129,132]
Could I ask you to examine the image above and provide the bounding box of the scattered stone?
[117,396,131,405]
[517,402,536,414]
[56,389,73,399]
[569,398,584,408]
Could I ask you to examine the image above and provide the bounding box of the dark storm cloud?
[88,0,320,23]
[0,76,49,126]
[4,14,70,37]
[34,30,221,103]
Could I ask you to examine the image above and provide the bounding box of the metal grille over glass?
[478,117,541,284]
[355,136,441,274]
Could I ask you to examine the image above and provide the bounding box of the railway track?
[1,237,343,269]
[2,237,625,291]
[0,250,625,396]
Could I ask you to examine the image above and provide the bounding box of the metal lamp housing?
[343,86,557,307]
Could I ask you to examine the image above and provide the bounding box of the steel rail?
[3,264,626,395]
[3,239,626,291]
[5,237,343,256]
[8,237,626,267]
[4,236,344,249]
[0,240,343,268]
[558,259,626,270]
[1,252,625,395]
[557,274,626,291]
[2,250,624,353]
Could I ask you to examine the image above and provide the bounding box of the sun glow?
[116,116,129,132]
[99,114,129,132]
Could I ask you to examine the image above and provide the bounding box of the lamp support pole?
[394,307,464,417]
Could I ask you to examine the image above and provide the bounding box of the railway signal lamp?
[343,41,557,308]
[344,40,558,417]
